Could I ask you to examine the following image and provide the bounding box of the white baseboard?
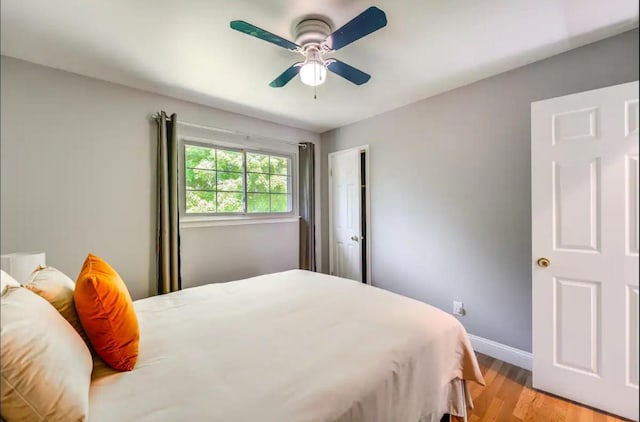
[468,334,532,371]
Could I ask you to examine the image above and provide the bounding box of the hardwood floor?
[450,353,632,422]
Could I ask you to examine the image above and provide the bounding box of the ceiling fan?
[230,7,387,88]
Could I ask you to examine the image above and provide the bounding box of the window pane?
[247,193,270,213]
[217,192,243,213]
[246,152,269,173]
[270,156,289,175]
[270,175,289,194]
[184,146,293,215]
[270,194,290,213]
[185,145,215,170]
[247,173,269,193]
[217,171,242,192]
[217,149,242,172]
[186,191,215,213]
[185,168,215,190]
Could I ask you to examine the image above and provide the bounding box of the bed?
[88,270,484,422]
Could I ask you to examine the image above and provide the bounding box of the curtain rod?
[151,113,308,147]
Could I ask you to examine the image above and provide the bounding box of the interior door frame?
[328,145,372,284]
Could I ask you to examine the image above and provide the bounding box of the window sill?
[180,216,300,229]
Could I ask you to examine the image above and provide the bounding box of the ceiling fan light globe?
[299,61,327,86]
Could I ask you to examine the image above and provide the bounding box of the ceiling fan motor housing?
[294,18,332,48]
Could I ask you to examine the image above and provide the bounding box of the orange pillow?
[74,254,139,371]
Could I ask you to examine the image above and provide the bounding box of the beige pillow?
[24,266,90,346]
[0,270,20,295]
[0,287,92,421]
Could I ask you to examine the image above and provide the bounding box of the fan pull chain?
[314,64,318,100]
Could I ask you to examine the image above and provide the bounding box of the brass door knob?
[537,257,550,267]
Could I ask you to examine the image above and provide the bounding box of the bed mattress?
[89,270,484,422]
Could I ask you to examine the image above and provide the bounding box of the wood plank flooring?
[450,353,632,422]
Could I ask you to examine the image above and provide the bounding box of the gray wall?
[321,29,639,352]
[1,56,321,300]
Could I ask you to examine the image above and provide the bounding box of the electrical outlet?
[453,301,465,316]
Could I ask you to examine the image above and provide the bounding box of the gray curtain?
[156,111,181,294]
[299,142,316,271]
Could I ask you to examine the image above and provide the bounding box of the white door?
[532,81,639,420]
[329,148,362,281]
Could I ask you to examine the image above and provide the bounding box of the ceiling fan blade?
[326,60,371,85]
[270,63,303,87]
[323,7,387,51]
[230,20,299,51]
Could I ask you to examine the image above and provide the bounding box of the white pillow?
[0,270,20,295]
[24,266,90,346]
[0,287,92,421]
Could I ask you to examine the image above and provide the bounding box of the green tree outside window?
[184,144,292,215]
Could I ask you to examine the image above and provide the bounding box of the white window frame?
[179,136,299,227]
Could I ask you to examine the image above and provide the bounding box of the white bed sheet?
[89,270,484,422]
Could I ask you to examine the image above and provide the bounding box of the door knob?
[351,235,359,242]
[537,257,550,268]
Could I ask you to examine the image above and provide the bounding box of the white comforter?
[89,270,484,422]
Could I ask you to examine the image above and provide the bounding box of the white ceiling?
[1,1,638,133]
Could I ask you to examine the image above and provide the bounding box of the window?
[183,142,293,215]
